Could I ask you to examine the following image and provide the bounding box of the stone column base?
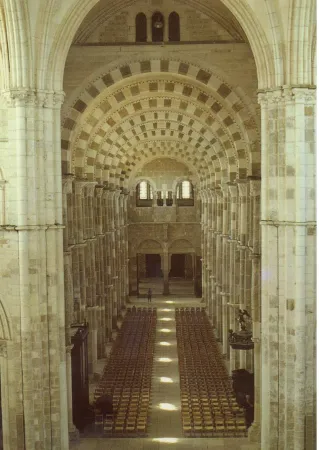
[248,421,261,444]
[69,426,80,442]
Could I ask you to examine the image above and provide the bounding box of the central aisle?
[148,299,183,438]
[71,296,259,450]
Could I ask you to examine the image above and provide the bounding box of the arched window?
[136,13,147,42]
[168,12,180,42]
[176,180,194,206]
[152,12,164,42]
[136,181,153,206]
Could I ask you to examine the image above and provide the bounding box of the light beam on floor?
[160,377,173,383]
[159,403,178,411]
[165,301,173,304]
[160,328,171,333]
[159,341,171,346]
[152,438,179,443]
[158,357,172,362]
[160,317,173,321]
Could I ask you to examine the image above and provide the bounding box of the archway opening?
[146,254,161,278]
[59,0,264,441]
[170,253,185,278]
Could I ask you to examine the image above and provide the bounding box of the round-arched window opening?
[168,12,180,42]
[152,12,164,42]
[136,181,153,206]
[136,13,147,42]
[176,180,194,206]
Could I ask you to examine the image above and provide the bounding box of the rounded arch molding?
[47,0,275,91]
[0,298,12,341]
[137,239,163,254]
[60,56,260,185]
[132,177,157,193]
[169,239,195,253]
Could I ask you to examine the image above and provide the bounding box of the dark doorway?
[170,254,186,278]
[145,254,161,277]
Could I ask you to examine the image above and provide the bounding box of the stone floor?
[70,296,259,450]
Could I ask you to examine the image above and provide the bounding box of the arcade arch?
[0,1,315,449]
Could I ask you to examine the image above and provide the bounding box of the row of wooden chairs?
[93,307,157,436]
[175,308,247,438]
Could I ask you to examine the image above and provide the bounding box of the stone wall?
[63,43,258,106]
[76,0,244,44]
[128,222,201,257]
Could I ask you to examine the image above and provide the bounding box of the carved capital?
[227,182,238,199]
[258,87,316,106]
[51,91,66,108]
[103,188,115,201]
[220,181,230,198]
[249,179,261,197]
[236,179,249,198]
[1,88,65,108]
[95,185,105,198]
[291,87,316,104]
[85,182,98,197]
[62,174,74,195]
[74,179,88,197]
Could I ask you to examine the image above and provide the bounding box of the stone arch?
[172,176,195,193]
[60,57,260,184]
[72,98,240,185]
[46,0,275,91]
[169,239,195,253]
[0,8,10,90]
[137,239,163,253]
[127,150,200,190]
[61,56,258,133]
[0,298,11,341]
[311,30,316,85]
[132,177,157,194]
[74,96,246,181]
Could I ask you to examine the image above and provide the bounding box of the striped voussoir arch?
[123,143,213,188]
[99,139,222,190]
[104,137,214,188]
[80,83,247,152]
[61,58,260,181]
[82,105,234,183]
[66,85,248,182]
[70,98,247,185]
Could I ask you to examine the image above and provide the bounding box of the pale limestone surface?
[0,1,315,449]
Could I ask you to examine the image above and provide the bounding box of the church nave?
[71,296,257,450]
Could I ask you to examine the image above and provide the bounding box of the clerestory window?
[136,13,147,42]
[152,12,164,42]
[168,12,180,42]
[136,181,153,206]
[176,180,194,206]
